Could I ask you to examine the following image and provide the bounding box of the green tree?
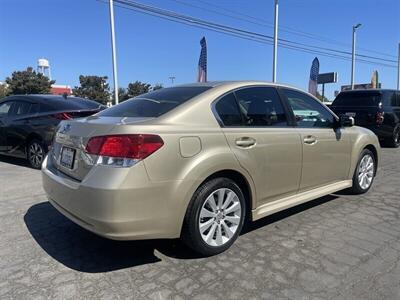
[126,81,151,99]
[114,87,130,102]
[316,91,329,102]
[0,84,10,99]
[152,83,163,91]
[5,67,55,95]
[73,75,110,104]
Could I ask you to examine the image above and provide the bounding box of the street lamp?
[351,23,362,90]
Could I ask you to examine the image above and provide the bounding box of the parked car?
[42,82,380,256]
[330,89,400,148]
[0,94,104,168]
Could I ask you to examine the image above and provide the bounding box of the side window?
[10,101,32,116]
[29,103,40,114]
[215,93,243,126]
[234,87,288,127]
[283,89,335,128]
[0,102,13,117]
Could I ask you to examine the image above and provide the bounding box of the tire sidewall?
[184,178,246,256]
[392,125,400,148]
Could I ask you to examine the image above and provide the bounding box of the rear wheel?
[182,178,246,256]
[349,149,375,194]
[386,125,400,148]
[27,139,45,169]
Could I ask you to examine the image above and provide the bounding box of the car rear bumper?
[41,155,184,240]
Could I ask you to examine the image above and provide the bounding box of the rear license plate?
[60,147,76,169]
[345,112,356,117]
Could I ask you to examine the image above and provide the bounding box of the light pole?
[272,0,279,83]
[397,43,400,90]
[351,23,362,90]
[109,0,119,105]
[169,76,176,85]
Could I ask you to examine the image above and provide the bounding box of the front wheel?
[181,178,246,256]
[349,149,376,194]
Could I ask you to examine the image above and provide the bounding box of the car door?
[214,86,302,207]
[6,101,33,156]
[280,88,351,191]
[0,101,14,152]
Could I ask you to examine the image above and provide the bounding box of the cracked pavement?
[0,148,399,299]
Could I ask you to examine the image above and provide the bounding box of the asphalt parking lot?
[0,148,400,300]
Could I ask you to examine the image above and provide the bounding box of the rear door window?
[333,92,381,107]
[11,101,32,116]
[215,93,243,126]
[234,87,288,127]
[98,86,212,118]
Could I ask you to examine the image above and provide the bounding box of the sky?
[1,0,399,99]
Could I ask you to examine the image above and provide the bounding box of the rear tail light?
[376,111,384,125]
[53,112,72,120]
[85,134,164,167]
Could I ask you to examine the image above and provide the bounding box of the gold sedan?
[42,81,380,256]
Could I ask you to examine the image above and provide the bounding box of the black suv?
[0,95,104,168]
[331,89,400,147]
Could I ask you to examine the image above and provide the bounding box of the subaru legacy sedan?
[42,82,380,256]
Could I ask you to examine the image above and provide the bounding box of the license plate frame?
[60,146,76,169]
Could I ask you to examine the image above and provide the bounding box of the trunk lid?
[331,105,379,127]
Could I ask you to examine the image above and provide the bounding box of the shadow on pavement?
[0,154,31,169]
[25,194,339,273]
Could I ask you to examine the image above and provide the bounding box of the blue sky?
[1,0,399,99]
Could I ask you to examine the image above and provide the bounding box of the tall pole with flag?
[197,37,207,82]
[308,57,319,96]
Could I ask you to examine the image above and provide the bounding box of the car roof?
[338,89,398,94]
[175,80,301,90]
[1,94,88,103]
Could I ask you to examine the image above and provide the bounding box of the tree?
[114,87,130,102]
[0,84,10,99]
[126,81,151,99]
[5,67,55,95]
[152,83,163,91]
[73,75,110,104]
[316,91,329,102]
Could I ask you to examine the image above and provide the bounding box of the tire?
[386,125,400,148]
[27,139,45,169]
[181,177,246,256]
[349,149,376,194]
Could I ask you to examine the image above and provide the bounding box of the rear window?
[47,97,101,111]
[332,92,381,107]
[98,86,212,118]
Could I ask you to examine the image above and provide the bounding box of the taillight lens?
[376,112,384,125]
[85,134,163,166]
[53,112,72,120]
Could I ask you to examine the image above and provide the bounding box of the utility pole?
[272,0,278,83]
[351,23,362,90]
[109,0,119,105]
[397,43,400,90]
[169,76,176,85]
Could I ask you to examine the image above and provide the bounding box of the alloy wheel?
[29,142,44,168]
[358,154,374,190]
[198,188,242,247]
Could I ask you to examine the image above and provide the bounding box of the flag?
[197,37,207,82]
[308,57,319,96]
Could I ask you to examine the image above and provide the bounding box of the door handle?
[303,135,317,145]
[235,137,256,148]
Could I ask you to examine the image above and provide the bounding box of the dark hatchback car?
[0,95,104,168]
[331,89,400,148]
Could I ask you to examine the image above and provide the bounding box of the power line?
[106,0,397,69]
[193,0,397,59]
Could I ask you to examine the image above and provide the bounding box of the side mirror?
[339,115,355,127]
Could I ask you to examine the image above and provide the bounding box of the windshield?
[98,86,212,118]
[332,92,381,107]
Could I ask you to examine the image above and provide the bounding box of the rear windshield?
[98,86,212,118]
[47,97,101,111]
[332,92,381,107]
